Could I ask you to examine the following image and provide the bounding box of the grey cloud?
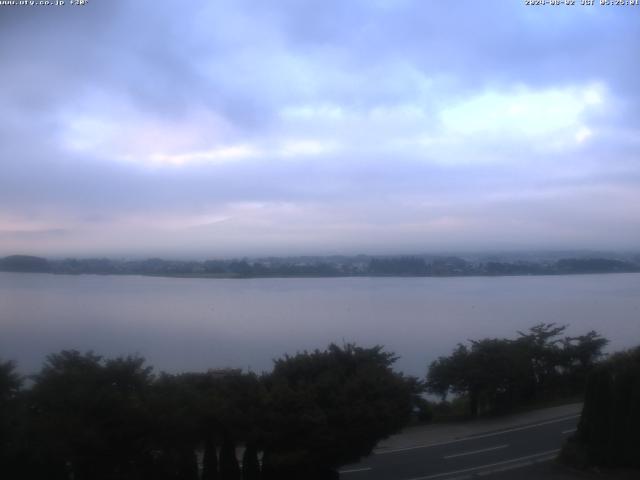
[0,0,639,255]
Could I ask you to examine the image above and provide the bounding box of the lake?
[1,272,639,377]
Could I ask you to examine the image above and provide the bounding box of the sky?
[1,0,639,258]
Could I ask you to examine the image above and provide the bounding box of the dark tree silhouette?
[566,346,640,468]
[262,343,416,477]
[427,339,529,417]
[25,351,155,480]
[0,360,21,401]
[220,434,241,480]
[241,442,260,480]
[0,360,23,478]
[428,325,609,417]
[2,343,417,479]
[202,437,219,480]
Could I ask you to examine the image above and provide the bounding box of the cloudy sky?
[1,0,639,258]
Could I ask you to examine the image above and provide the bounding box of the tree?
[202,437,219,480]
[516,323,567,398]
[27,351,155,480]
[0,360,21,402]
[427,339,529,417]
[261,343,416,477]
[578,367,614,465]
[566,346,640,469]
[219,434,241,480]
[426,344,466,401]
[241,442,260,480]
[0,360,23,477]
[427,325,608,418]
[561,331,608,391]
[148,373,202,479]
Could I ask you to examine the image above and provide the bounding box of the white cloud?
[575,126,593,144]
[440,83,606,139]
[148,145,260,166]
[58,93,238,166]
[278,139,339,157]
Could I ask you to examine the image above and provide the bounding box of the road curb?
[374,404,582,455]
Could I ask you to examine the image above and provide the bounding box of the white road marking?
[404,449,560,480]
[376,414,580,455]
[339,467,372,474]
[443,444,508,459]
[561,428,577,434]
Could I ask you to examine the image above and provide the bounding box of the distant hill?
[0,255,51,273]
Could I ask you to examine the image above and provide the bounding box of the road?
[339,414,579,480]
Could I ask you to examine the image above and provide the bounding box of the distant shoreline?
[2,269,640,281]
[2,253,639,280]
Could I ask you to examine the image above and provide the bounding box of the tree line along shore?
[1,254,639,278]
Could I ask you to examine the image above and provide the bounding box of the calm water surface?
[1,272,639,376]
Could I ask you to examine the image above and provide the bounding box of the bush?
[564,346,640,469]
[0,343,418,479]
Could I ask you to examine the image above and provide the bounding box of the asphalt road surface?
[339,414,579,480]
